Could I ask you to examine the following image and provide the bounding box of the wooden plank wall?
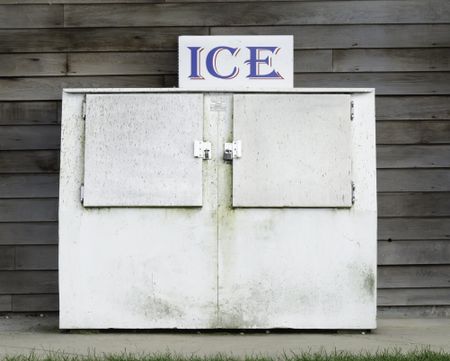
[0,0,449,317]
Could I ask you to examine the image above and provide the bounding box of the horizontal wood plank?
[378,265,450,288]
[64,2,450,27]
[378,305,450,318]
[378,192,450,217]
[0,126,60,150]
[0,246,15,270]
[0,223,58,245]
[376,96,450,120]
[68,52,176,76]
[0,102,59,125]
[12,294,58,312]
[0,54,66,77]
[379,218,450,241]
[0,5,63,28]
[212,24,450,49]
[377,145,450,168]
[294,73,450,95]
[0,26,208,53]
[0,27,208,53]
[0,295,11,312]
[333,49,450,72]
[378,240,450,265]
[378,288,450,306]
[0,199,58,222]
[0,271,58,294]
[294,50,332,72]
[376,121,450,145]
[15,245,58,270]
[0,174,59,198]
[0,76,164,101]
[0,151,59,173]
[377,169,450,192]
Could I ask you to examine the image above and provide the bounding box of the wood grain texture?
[0,151,59,173]
[0,76,165,101]
[212,24,450,49]
[0,199,58,222]
[64,1,450,27]
[294,73,450,95]
[12,294,58,312]
[0,223,58,245]
[377,169,450,192]
[0,271,58,294]
[0,126,60,150]
[0,27,208,53]
[0,5,63,28]
[378,306,450,318]
[0,0,449,314]
[0,54,66,77]
[378,192,450,217]
[1,0,162,3]
[378,218,450,241]
[68,52,177,76]
[0,295,11,312]
[378,240,450,265]
[15,245,57,270]
[377,145,450,168]
[294,50,332,72]
[376,96,450,120]
[0,174,59,198]
[333,49,450,72]
[0,246,15,270]
[0,102,59,125]
[376,121,450,145]
[378,288,450,306]
[378,265,450,288]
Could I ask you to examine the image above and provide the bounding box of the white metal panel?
[83,93,203,207]
[218,92,377,329]
[59,92,218,329]
[232,94,353,207]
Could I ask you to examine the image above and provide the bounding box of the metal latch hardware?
[80,184,85,204]
[351,181,356,205]
[81,98,86,120]
[224,140,242,161]
[194,140,212,160]
[350,100,354,121]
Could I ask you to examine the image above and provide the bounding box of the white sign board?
[179,36,293,90]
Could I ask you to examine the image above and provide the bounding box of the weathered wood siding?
[0,0,449,317]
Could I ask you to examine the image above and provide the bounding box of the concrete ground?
[0,315,449,357]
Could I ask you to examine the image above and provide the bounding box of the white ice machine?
[59,88,377,329]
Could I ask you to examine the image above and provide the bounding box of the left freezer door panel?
[83,93,204,207]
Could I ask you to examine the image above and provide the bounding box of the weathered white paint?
[232,94,352,207]
[83,93,204,207]
[59,88,376,329]
[178,36,293,90]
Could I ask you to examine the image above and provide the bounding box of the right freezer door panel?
[232,94,353,208]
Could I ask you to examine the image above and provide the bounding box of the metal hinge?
[81,99,86,120]
[351,181,356,205]
[194,140,212,160]
[350,101,354,121]
[80,184,84,204]
[224,140,242,161]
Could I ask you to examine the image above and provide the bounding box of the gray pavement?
[0,315,449,357]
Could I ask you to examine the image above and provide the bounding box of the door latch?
[224,140,242,161]
[194,140,212,160]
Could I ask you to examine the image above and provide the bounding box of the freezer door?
[232,94,353,207]
[83,93,204,207]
